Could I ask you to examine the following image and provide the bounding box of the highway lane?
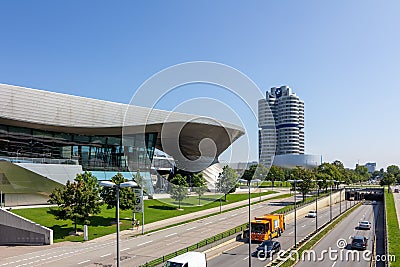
[295,201,382,267]
[0,193,298,267]
[207,200,355,267]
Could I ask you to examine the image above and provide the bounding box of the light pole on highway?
[239,178,257,267]
[288,178,303,249]
[313,180,322,231]
[100,180,137,267]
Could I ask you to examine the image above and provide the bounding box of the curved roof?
[0,83,245,161]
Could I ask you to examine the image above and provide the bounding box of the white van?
[164,252,207,267]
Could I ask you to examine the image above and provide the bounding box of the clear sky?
[1,1,399,170]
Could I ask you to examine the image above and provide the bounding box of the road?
[0,193,299,267]
[207,200,355,267]
[295,201,382,267]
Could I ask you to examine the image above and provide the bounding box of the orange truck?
[250,214,285,242]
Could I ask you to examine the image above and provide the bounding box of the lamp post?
[239,178,256,267]
[288,179,303,249]
[313,180,322,231]
[100,180,137,267]
[253,178,261,201]
[327,180,338,221]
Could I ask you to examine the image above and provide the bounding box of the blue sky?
[1,1,399,169]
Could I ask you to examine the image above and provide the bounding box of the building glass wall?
[0,125,157,172]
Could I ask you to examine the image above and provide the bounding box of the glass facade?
[0,125,157,172]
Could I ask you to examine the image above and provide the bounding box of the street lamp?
[100,180,137,267]
[327,180,338,221]
[288,179,303,249]
[253,178,262,201]
[239,178,257,267]
[313,180,323,231]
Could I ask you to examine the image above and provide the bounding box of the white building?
[259,86,304,165]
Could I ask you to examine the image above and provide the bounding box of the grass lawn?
[12,191,277,243]
[385,190,400,267]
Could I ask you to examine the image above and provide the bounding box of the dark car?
[351,236,368,250]
[255,240,281,257]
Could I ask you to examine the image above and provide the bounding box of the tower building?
[259,86,304,165]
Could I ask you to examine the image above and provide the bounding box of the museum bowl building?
[0,84,244,206]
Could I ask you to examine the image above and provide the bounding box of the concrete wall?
[285,190,346,222]
[0,208,53,245]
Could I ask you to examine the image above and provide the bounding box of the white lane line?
[121,248,130,252]
[100,253,112,258]
[165,233,177,237]
[243,256,249,260]
[231,214,237,217]
[78,260,91,265]
[332,261,337,267]
[289,231,294,234]
[187,226,197,231]
[205,222,212,225]
[218,217,226,221]
[302,225,306,227]
[137,240,153,247]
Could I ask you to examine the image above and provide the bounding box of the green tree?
[133,170,147,192]
[100,173,135,220]
[355,164,371,182]
[48,171,101,234]
[169,174,189,209]
[216,165,238,201]
[267,165,285,188]
[315,172,331,194]
[380,172,396,192]
[291,167,316,201]
[387,165,400,178]
[241,164,258,181]
[317,162,343,185]
[192,172,207,205]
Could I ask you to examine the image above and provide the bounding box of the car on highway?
[394,188,399,193]
[307,210,317,218]
[358,220,371,230]
[255,240,281,257]
[351,236,368,250]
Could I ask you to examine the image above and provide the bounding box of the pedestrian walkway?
[390,186,400,229]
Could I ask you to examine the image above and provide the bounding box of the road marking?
[243,256,249,260]
[289,231,294,234]
[121,248,130,252]
[100,253,112,258]
[218,217,226,221]
[332,261,337,267]
[78,260,90,265]
[302,225,306,227]
[137,240,153,247]
[231,214,237,217]
[165,233,177,237]
[187,226,197,231]
[205,222,213,225]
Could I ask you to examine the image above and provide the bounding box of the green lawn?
[385,191,400,267]
[12,191,277,243]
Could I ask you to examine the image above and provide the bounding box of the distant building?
[365,162,376,173]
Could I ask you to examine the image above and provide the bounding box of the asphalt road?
[0,193,300,267]
[207,200,355,267]
[295,201,382,267]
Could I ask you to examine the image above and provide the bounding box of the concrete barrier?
[0,208,53,245]
[285,190,345,222]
